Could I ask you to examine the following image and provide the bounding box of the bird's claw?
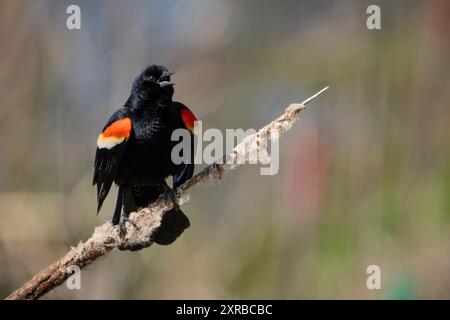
[118,240,153,251]
[164,187,179,211]
[118,216,137,241]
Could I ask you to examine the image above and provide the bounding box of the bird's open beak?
[159,81,174,88]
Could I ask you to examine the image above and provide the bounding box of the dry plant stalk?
[5,87,328,300]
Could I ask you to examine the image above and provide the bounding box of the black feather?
[93,108,132,214]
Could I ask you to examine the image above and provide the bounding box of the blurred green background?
[1,0,449,299]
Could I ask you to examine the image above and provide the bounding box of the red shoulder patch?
[102,117,132,139]
[181,107,197,132]
[97,117,132,149]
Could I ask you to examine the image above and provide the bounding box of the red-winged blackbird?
[93,65,197,250]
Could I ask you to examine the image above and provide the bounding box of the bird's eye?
[145,76,156,82]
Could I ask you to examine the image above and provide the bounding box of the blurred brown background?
[1,0,449,299]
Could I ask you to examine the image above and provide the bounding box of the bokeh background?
[1,0,449,299]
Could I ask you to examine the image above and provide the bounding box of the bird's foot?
[117,214,151,251]
[118,240,152,251]
[164,187,179,211]
[118,215,137,241]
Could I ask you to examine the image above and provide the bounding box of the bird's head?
[132,65,174,101]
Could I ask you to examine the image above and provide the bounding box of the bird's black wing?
[172,102,196,189]
[172,134,195,189]
[93,107,133,213]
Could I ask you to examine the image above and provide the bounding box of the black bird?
[93,65,197,250]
